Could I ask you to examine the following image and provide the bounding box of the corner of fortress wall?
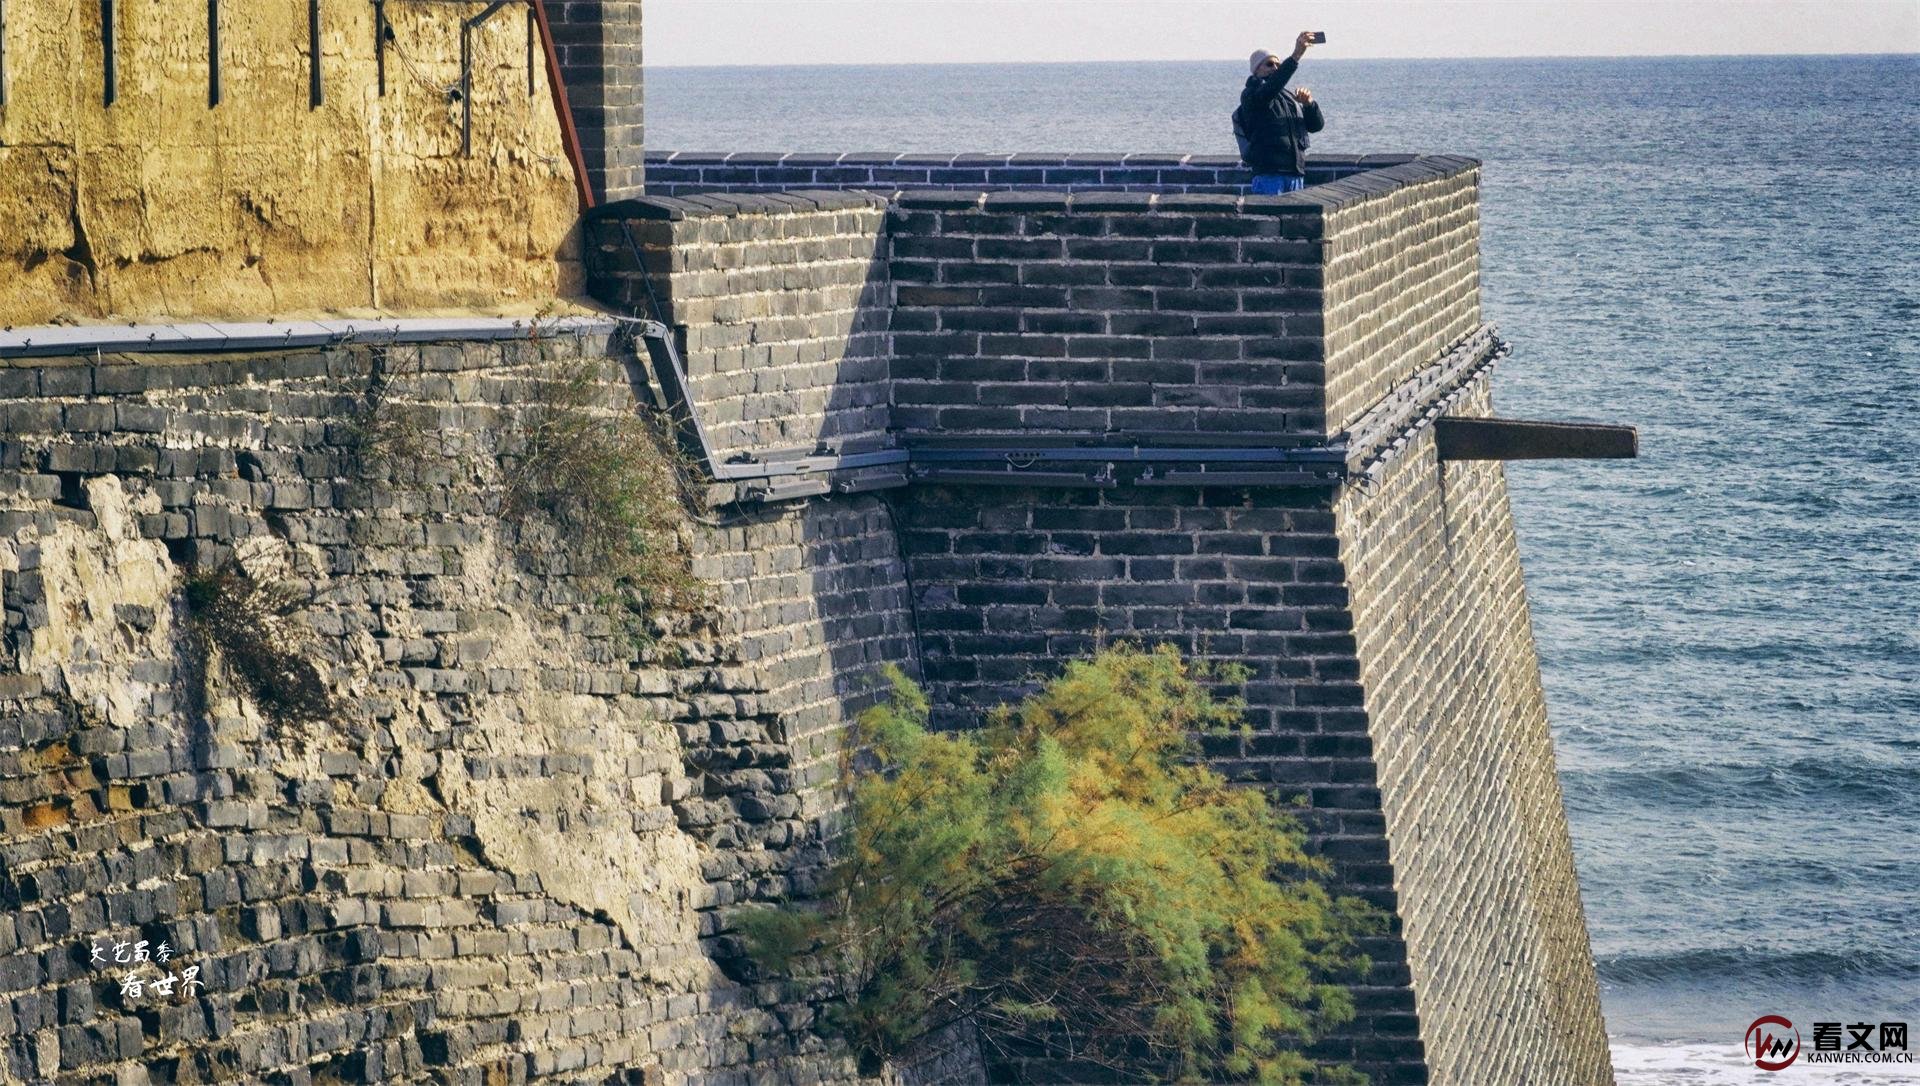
[589,155,1617,1085]
[0,110,1610,1086]
[1335,398,1616,1086]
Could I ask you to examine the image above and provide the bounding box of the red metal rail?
[528,0,596,210]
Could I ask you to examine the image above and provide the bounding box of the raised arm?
[1245,32,1315,104]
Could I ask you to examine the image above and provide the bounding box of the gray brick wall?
[891,371,1614,1086]
[1335,383,1614,1085]
[0,339,910,1084]
[589,191,894,460]
[548,1,646,201]
[887,193,1329,439]
[578,154,1607,1080]
[893,480,1426,1083]
[1321,160,1483,437]
[595,156,1484,447]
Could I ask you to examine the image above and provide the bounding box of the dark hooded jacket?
[1237,54,1325,175]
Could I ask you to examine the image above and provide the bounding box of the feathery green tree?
[735,644,1373,1083]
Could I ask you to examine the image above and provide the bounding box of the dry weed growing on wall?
[181,567,336,726]
[342,346,437,480]
[498,356,710,638]
[341,342,709,646]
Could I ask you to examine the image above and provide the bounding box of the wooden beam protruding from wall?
[1435,417,1638,461]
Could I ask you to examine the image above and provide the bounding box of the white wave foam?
[1614,1043,1920,1085]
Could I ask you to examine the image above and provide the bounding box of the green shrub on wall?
[736,644,1374,1083]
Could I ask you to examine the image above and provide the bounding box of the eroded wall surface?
[0,1,582,324]
[0,338,913,1083]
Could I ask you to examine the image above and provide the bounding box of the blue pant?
[1250,173,1305,194]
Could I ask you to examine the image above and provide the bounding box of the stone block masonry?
[0,149,1613,1085]
[581,150,1612,1086]
[643,151,1418,197]
[0,335,915,1084]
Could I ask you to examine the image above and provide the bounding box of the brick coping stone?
[602,154,1478,221]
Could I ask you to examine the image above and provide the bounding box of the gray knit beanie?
[1249,49,1276,75]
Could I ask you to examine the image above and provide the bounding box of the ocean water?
[648,55,1920,1081]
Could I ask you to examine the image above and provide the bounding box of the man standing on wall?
[1237,31,1325,194]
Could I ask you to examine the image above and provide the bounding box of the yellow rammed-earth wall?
[0,1,584,323]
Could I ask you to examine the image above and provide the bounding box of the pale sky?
[648,0,1920,65]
